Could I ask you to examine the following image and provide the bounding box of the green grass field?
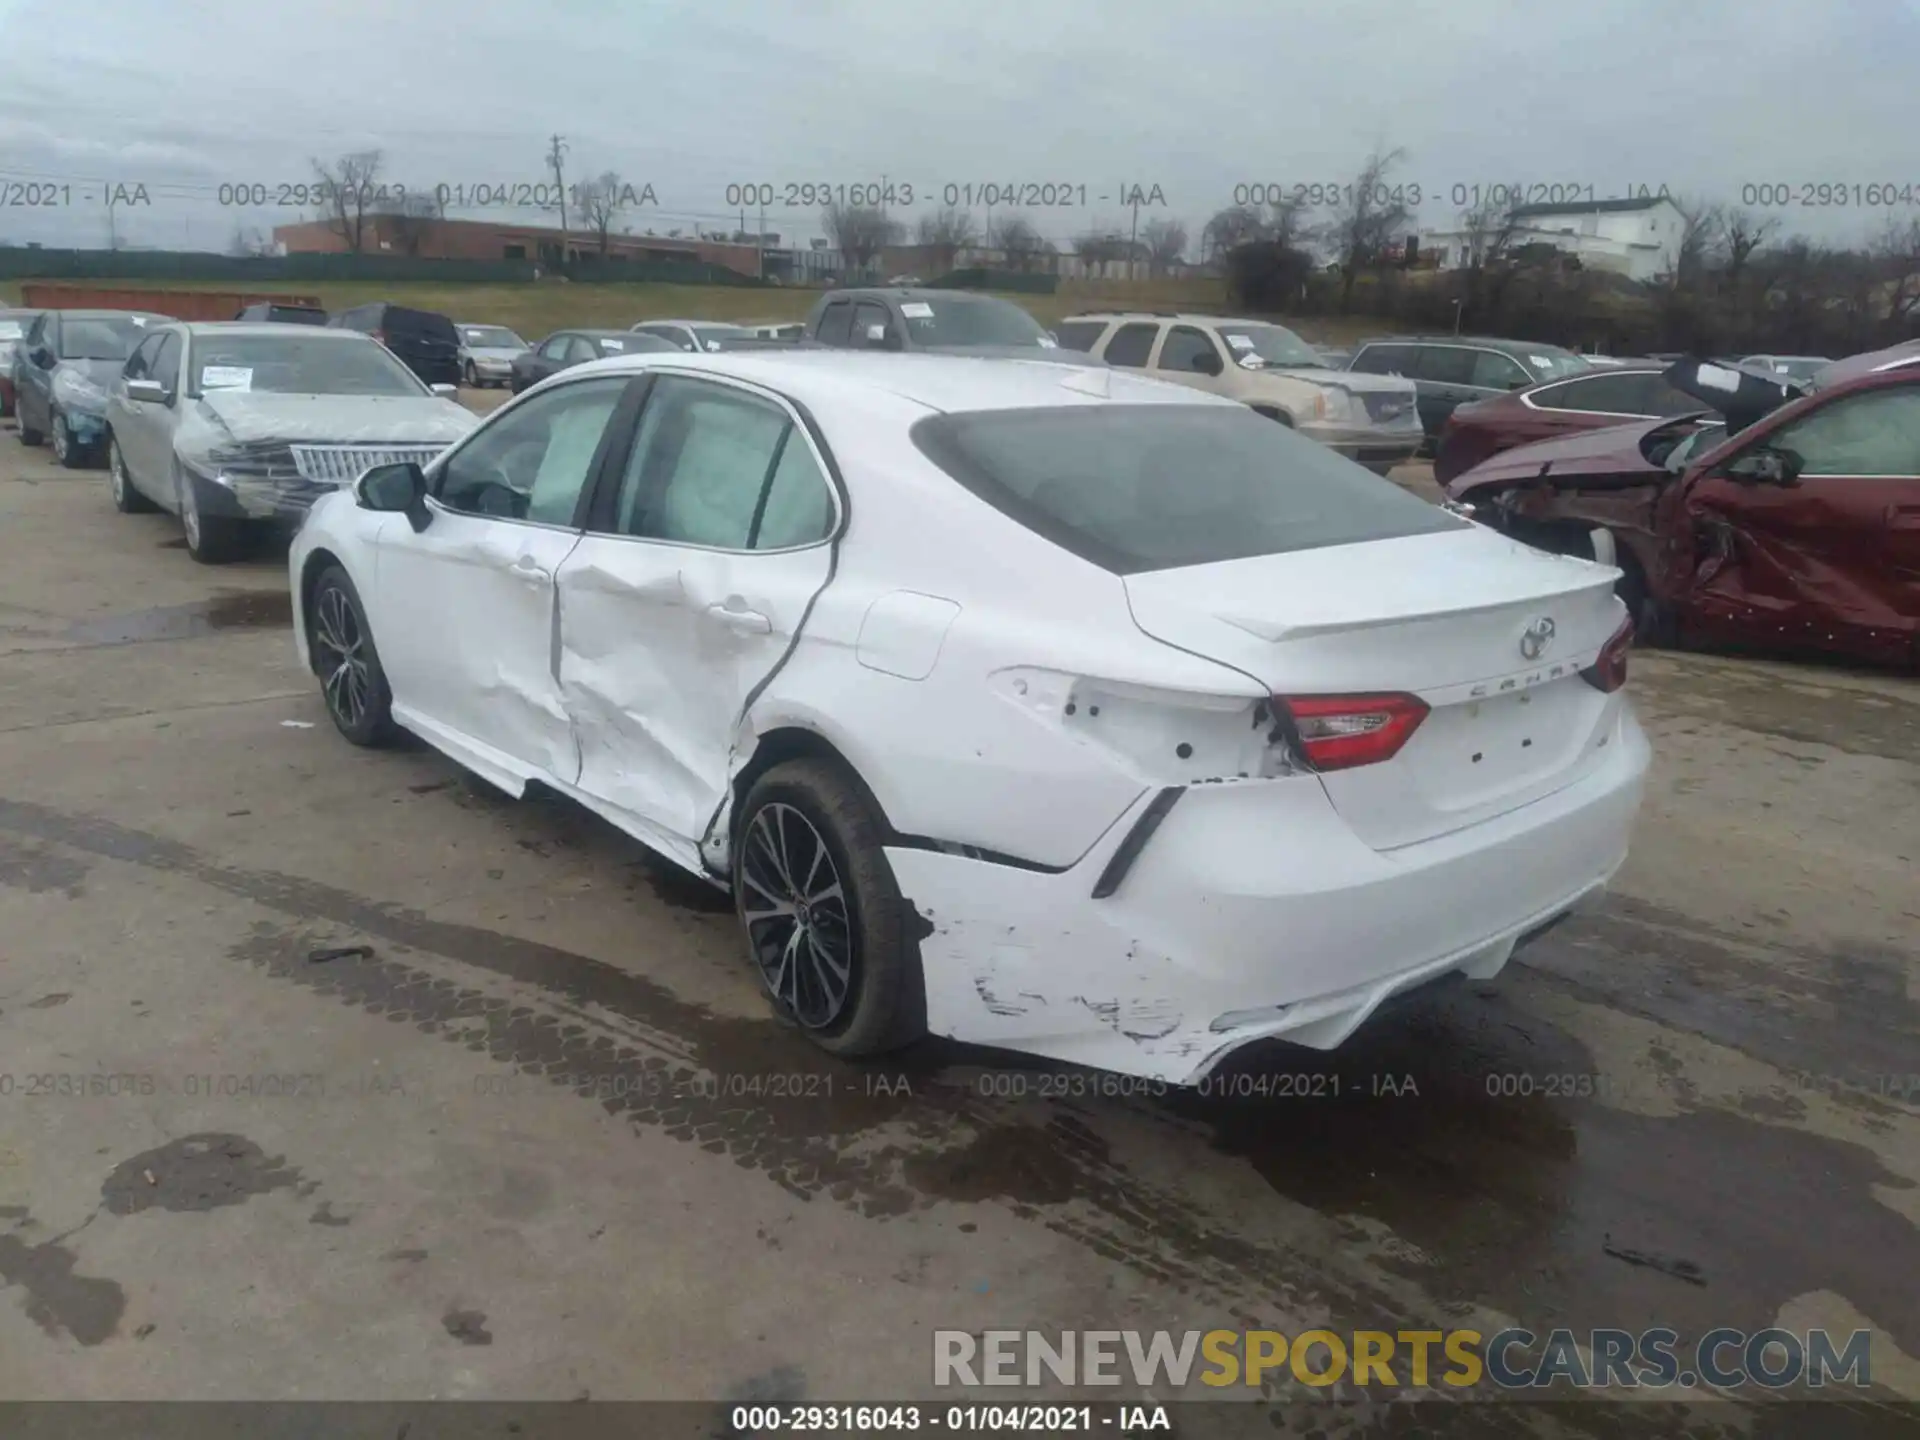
[1,275,1383,345]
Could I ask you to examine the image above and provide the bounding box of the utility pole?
[1128,198,1140,283]
[545,133,570,270]
[758,195,766,281]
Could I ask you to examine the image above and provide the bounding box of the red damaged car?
[1445,357,1920,670]
[1433,365,1705,484]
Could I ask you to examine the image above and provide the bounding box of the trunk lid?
[1124,526,1628,850]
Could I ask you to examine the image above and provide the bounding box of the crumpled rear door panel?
[1678,475,1915,667]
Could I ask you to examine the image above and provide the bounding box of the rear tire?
[51,411,87,469]
[732,759,926,1058]
[308,564,399,747]
[109,438,156,513]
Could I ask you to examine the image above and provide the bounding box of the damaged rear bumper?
[890,710,1649,1085]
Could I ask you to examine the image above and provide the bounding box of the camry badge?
[1520,616,1557,660]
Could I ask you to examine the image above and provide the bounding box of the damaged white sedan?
[105,323,477,563]
[289,350,1650,1084]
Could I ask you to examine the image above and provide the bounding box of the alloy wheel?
[51,415,69,464]
[312,582,371,731]
[740,802,855,1030]
[109,444,125,503]
[180,476,201,550]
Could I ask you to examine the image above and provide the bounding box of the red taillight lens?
[1581,616,1634,693]
[1278,692,1429,772]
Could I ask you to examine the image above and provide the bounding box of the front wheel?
[462,361,477,387]
[51,411,88,469]
[308,564,398,747]
[177,468,250,563]
[109,438,156,512]
[732,759,925,1057]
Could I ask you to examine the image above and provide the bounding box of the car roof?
[635,318,748,327]
[182,321,368,339]
[821,289,1013,303]
[550,348,1240,416]
[569,329,655,339]
[1359,335,1574,352]
[49,310,172,321]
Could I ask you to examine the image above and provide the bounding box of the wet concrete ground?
[0,418,1915,1434]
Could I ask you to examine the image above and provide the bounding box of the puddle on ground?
[59,591,292,647]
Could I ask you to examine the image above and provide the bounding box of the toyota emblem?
[1520,616,1557,660]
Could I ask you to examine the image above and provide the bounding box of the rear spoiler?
[1661,356,1806,433]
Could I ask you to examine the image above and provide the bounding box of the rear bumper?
[890,706,1650,1085]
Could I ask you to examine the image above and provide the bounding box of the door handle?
[1887,504,1920,531]
[509,555,551,586]
[705,601,772,634]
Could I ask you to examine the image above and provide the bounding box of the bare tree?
[544,134,571,263]
[1141,217,1188,276]
[1666,197,1724,288]
[1265,195,1313,254]
[1071,226,1133,275]
[226,224,274,258]
[1718,208,1778,288]
[577,171,630,256]
[989,212,1045,271]
[915,205,978,274]
[310,149,386,254]
[823,202,902,277]
[1324,147,1414,311]
[1201,204,1268,260]
[1871,215,1920,324]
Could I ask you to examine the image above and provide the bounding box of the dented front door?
[1677,381,1920,666]
[556,374,839,856]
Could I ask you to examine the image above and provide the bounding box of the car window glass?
[1156,326,1220,373]
[437,377,625,522]
[1411,347,1472,384]
[1639,375,1704,416]
[1350,343,1415,375]
[150,334,180,391]
[1103,322,1159,368]
[614,377,794,549]
[540,335,571,359]
[814,303,854,346]
[1469,350,1529,389]
[1769,387,1920,477]
[123,333,160,381]
[1053,321,1107,353]
[568,337,601,364]
[852,302,894,347]
[1539,373,1639,413]
[754,433,835,549]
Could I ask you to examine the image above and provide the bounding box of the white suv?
[1055,313,1423,473]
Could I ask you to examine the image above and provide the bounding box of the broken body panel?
[292,351,1651,1083]
[1448,360,1920,670]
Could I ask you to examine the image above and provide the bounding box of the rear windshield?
[266,307,328,325]
[912,405,1464,575]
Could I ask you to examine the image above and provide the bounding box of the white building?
[1421,196,1686,284]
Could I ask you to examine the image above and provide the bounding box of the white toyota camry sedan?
[289,349,1650,1085]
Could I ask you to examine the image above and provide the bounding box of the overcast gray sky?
[2,0,1916,253]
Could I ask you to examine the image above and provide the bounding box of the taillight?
[1277,692,1429,772]
[1581,616,1634,693]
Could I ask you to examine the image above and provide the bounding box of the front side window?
[611,377,833,550]
[1102,322,1160,368]
[1469,350,1529,390]
[123,333,162,382]
[912,403,1463,575]
[1767,387,1920,477]
[852,302,895,348]
[539,334,572,360]
[1349,343,1417,376]
[1155,326,1222,374]
[149,333,181,392]
[436,377,627,524]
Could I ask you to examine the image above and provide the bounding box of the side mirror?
[356,461,432,532]
[1723,445,1803,486]
[125,378,168,405]
[430,383,458,398]
[1191,351,1224,376]
[31,346,54,368]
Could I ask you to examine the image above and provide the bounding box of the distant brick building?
[272,216,764,278]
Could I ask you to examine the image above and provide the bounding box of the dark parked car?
[235,302,329,326]
[328,303,462,386]
[627,319,760,352]
[0,307,45,419]
[510,329,679,393]
[1434,365,1705,483]
[801,288,1101,363]
[12,309,171,467]
[1346,336,1591,447]
[1446,357,1920,671]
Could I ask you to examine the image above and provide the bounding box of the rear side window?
[1053,320,1107,353]
[814,303,854,347]
[1349,343,1416,375]
[1469,350,1529,389]
[1416,347,1478,384]
[389,308,458,344]
[911,405,1463,575]
[1102,322,1159,368]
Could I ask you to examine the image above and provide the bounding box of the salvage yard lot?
[0,405,1916,1423]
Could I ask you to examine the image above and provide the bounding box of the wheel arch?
[722,726,902,865]
[297,546,349,667]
